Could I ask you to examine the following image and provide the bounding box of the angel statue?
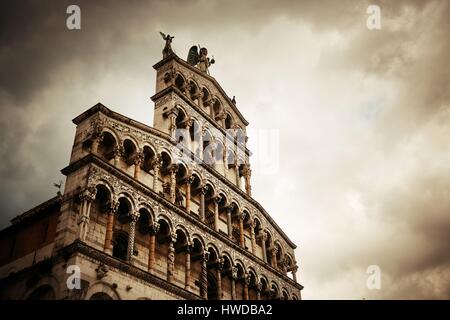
[160,32,175,58]
[187,45,215,74]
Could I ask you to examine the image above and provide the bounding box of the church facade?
[0,43,303,300]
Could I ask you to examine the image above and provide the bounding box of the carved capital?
[202,251,210,263]
[79,185,97,203]
[108,200,120,214]
[148,222,160,235]
[231,266,238,280]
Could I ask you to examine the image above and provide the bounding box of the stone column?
[91,134,101,155]
[147,222,160,274]
[200,251,210,299]
[223,142,228,179]
[77,186,97,241]
[235,165,241,188]
[199,185,207,222]
[292,265,298,283]
[216,259,224,300]
[169,164,178,203]
[104,200,119,255]
[226,205,233,239]
[133,152,143,180]
[271,246,278,269]
[198,127,204,161]
[169,113,177,139]
[239,212,245,248]
[250,220,256,255]
[152,157,162,193]
[213,194,221,232]
[244,166,252,197]
[185,244,191,290]
[231,266,237,300]
[185,176,193,213]
[261,233,268,263]
[113,145,122,167]
[126,213,139,262]
[167,232,177,283]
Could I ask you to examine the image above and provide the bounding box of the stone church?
[0,39,303,300]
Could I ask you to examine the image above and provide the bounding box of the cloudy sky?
[1,0,449,299]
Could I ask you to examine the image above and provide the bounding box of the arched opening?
[112,231,128,261]
[89,184,111,245]
[190,120,202,158]
[242,210,252,251]
[217,193,228,235]
[89,292,113,300]
[175,163,188,208]
[202,88,211,113]
[188,80,199,103]
[189,174,202,218]
[142,146,156,173]
[234,263,245,300]
[202,130,214,166]
[253,218,264,260]
[204,183,216,229]
[265,232,273,266]
[26,285,55,300]
[190,238,204,296]
[123,139,137,167]
[229,202,240,245]
[275,243,284,271]
[221,254,233,300]
[98,132,116,160]
[260,277,270,300]
[270,283,280,300]
[160,151,173,199]
[248,270,258,300]
[155,219,171,279]
[112,197,133,260]
[174,108,189,145]
[225,113,233,130]
[213,99,222,122]
[214,141,224,171]
[175,74,186,93]
[206,247,219,300]
[281,289,289,300]
[174,229,189,288]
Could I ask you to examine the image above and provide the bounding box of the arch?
[85,281,121,300]
[221,251,234,267]
[137,206,154,235]
[112,230,129,260]
[206,242,220,259]
[175,73,186,91]
[281,288,290,300]
[225,112,234,130]
[116,195,134,223]
[174,224,191,244]
[156,214,174,234]
[191,233,206,251]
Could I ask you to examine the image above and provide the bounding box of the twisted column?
[167,232,177,283]
[200,251,210,299]
[126,212,139,262]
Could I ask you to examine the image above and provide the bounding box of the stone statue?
[159,32,174,58]
[187,45,215,74]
